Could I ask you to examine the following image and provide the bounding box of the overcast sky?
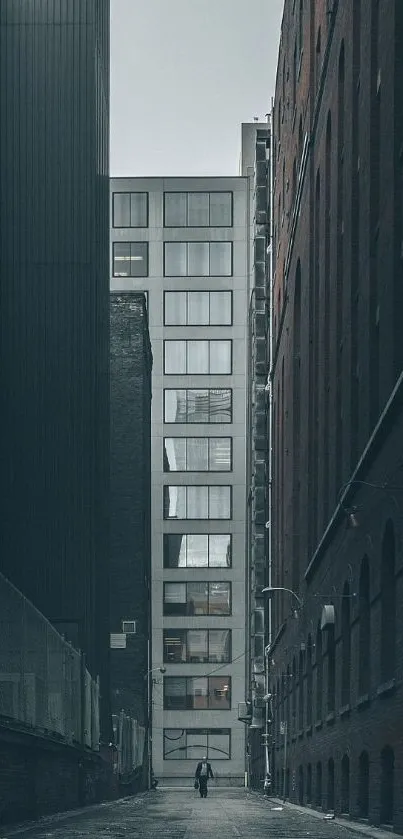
[110,0,284,177]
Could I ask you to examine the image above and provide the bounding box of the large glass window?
[163,729,231,760]
[164,242,232,276]
[163,534,232,568]
[164,192,232,227]
[113,192,148,227]
[164,291,232,326]
[164,389,232,424]
[164,438,232,472]
[163,486,231,519]
[163,629,231,663]
[163,582,231,616]
[164,677,231,710]
[164,341,232,374]
[113,242,148,277]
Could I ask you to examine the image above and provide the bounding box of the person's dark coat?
[195,760,214,780]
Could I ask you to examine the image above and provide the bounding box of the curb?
[0,793,149,836]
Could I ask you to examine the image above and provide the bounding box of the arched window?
[316,622,323,721]
[380,746,394,825]
[380,521,396,683]
[327,624,336,714]
[298,764,304,805]
[341,582,351,705]
[358,556,370,695]
[306,764,312,804]
[316,762,322,809]
[298,648,305,730]
[341,754,350,814]
[327,758,335,812]
[358,751,369,818]
[306,635,313,727]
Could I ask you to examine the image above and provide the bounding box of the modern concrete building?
[110,173,253,785]
[0,0,111,737]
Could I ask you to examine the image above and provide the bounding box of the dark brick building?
[269,0,403,830]
[110,293,152,731]
[0,1,111,735]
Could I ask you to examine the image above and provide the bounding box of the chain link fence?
[0,572,99,749]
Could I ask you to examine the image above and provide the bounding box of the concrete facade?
[270,0,403,831]
[110,177,250,784]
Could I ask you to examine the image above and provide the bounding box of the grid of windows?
[164,438,232,472]
[164,192,233,228]
[113,242,148,277]
[164,629,231,663]
[112,192,148,227]
[163,534,232,568]
[163,582,231,616]
[163,729,231,760]
[164,291,232,326]
[164,242,232,277]
[163,486,231,520]
[164,677,231,710]
[164,341,232,375]
[164,389,232,424]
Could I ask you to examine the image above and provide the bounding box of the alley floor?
[2,789,397,839]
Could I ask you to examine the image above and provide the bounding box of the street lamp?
[262,586,303,611]
[145,664,166,790]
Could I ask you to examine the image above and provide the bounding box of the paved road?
[2,789,392,839]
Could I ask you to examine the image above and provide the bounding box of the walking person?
[195,756,214,798]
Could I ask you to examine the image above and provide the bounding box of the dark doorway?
[327,758,335,812]
[316,762,322,809]
[358,751,369,818]
[380,746,394,825]
[298,765,304,804]
[341,754,350,814]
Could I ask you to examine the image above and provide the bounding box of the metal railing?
[0,572,99,749]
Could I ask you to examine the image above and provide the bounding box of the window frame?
[163,191,233,228]
[163,290,233,327]
[163,628,232,662]
[163,676,232,710]
[112,191,149,228]
[163,533,232,568]
[163,437,233,473]
[163,241,233,277]
[163,582,232,616]
[112,241,149,277]
[163,485,232,520]
[163,388,233,424]
[163,728,231,760]
[163,340,233,375]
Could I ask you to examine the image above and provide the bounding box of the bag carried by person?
[194,779,199,789]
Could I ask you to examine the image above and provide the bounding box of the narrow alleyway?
[3,789,396,839]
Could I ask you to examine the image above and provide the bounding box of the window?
[113,192,148,227]
[164,389,232,424]
[163,729,231,760]
[163,485,231,520]
[164,242,232,276]
[163,534,232,568]
[164,291,232,326]
[113,242,148,277]
[164,341,232,374]
[164,192,232,227]
[163,629,231,663]
[164,677,231,710]
[164,438,232,472]
[163,582,231,616]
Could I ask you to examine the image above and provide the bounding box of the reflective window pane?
[187,534,208,567]
[163,534,187,568]
[209,341,232,374]
[209,389,232,423]
[164,292,187,325]
[188,193,209,226]
[164,341,186,374]
[210,242,232,276]
[187,486,208,519]
[164,729,186,759]
[164,438,187,472]
[209,438,232,471]
[188,242,209,276]
[164,583,187,616]
[164,390,187,423]
[113,242,148,277]
[186,730,208,761]
[209,193,232,227]
[187,389,209,423]
[209,583,231,615]
[188,677,208,709]
[209,535,232,567]
[113,242,131,277]
[164,485,187,519]
[165,193,187,226]
[187,583,209,615]
[186,438,209,471]
[187,630,208,663]
[187,341,209,374]
[164,242,187,275]
[113,193,130,227]
[209,677,231,710]
[209,630,231,663]
[130,193,148,227]
[209,486,231,519]
[164,678,187,710]
[164,630,186,662]
[187,292,210,325]
[209,292,232,325]
[208,730,231,759]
